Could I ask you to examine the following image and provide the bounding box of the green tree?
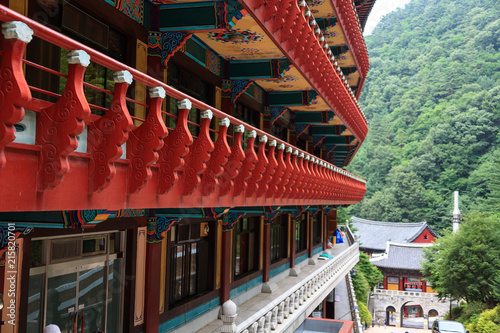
[422,213,500,306]
[479,150,500,213]
[467,304,500,333]
[348,0,500,232]
[356,252,383,291]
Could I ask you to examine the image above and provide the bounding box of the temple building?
[0,0,374,332]
[351,216,438,257]
[351,217,449,329]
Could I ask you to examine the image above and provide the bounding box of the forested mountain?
[345,0,500,231]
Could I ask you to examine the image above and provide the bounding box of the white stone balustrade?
[236,243,359,333]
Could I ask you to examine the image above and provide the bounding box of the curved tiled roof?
[351,216,438,251]
[370,242,433,270]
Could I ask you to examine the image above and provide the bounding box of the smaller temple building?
[351,217,449,329]
[370,242,433,293]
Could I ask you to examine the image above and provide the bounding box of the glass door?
[77,265,107,332]
[28,232,124,333]
[45,260,107,332]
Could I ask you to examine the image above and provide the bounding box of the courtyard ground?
[364,324,429,333]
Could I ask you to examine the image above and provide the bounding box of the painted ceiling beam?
[330,45,350,57]
[229,59,291,80]
[341,66,358,76]
[294,111,335,124]
[159,2,226,32]
[310,125,346,136]
[322,136,356,145]
[316,18,339,30]
[269,90,318,107]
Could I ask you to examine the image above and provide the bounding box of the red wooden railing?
[0,5,366,212]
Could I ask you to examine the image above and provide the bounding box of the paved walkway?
[363,325,428,333]
[333,275,352,321]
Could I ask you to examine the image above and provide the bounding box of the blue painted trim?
[185,52,207,68]
[313,246,324,256]
[269,91,305,95]
[160,26,216,32]
[0,222,63,228]
[159,297,220,332]
[160,2,216,9]
[238,75,272,80]
[190,35,209,48]
[230,59,272,64]
[230,275,263,298]
[295,253,308,265]
[270,262,290,278]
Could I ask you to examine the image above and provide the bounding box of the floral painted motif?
[148,32,162,57]
[208,30,263,44]
[161,32,192,66]
[254,85,264,104]
[241,48,259,54]
[206,48,221,76]
[225,1,248,28]
[116,0,143,24]
[262,74,298,84]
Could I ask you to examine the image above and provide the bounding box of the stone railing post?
[221,300,237,333]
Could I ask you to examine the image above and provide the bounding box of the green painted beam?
[269,90,317,106]
[310,125,346,136]
[230,61,275,79]
[159,3,221,31]
[229,59,291,79]
[295,112,322,124]
[322,136,355,145]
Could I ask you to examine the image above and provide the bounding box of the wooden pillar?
[289,214,295,268]
[322,299,327,318]
[322,211,328,250]
[221,228,232,304]
[263,222,271,283]
[383,276,388,290]
[144,221,162,332]
[421,280,426,292]
[399,275,404,291]
[308,212,313,258]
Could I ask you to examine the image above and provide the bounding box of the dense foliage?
[352,252,382,328]
[421,213,500,306]
[344,0,500,232]
[449,302,500,333]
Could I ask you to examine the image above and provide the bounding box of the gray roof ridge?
[351,216,425,227]
[386,241,434,248]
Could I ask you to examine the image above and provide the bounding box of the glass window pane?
[189,243,197,296]
[248,232,255,271]
[235,234,241,276]
[47,272,77,332]
[82,237,106,255]
[78,267,106,333]
[107,259,123,333]
[27,274,44,332]
[109,232,122,254]
[51,239,82,263]
[174,245,184,301]
[30,240,44,267]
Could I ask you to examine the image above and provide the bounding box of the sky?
[363,0,413,35]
